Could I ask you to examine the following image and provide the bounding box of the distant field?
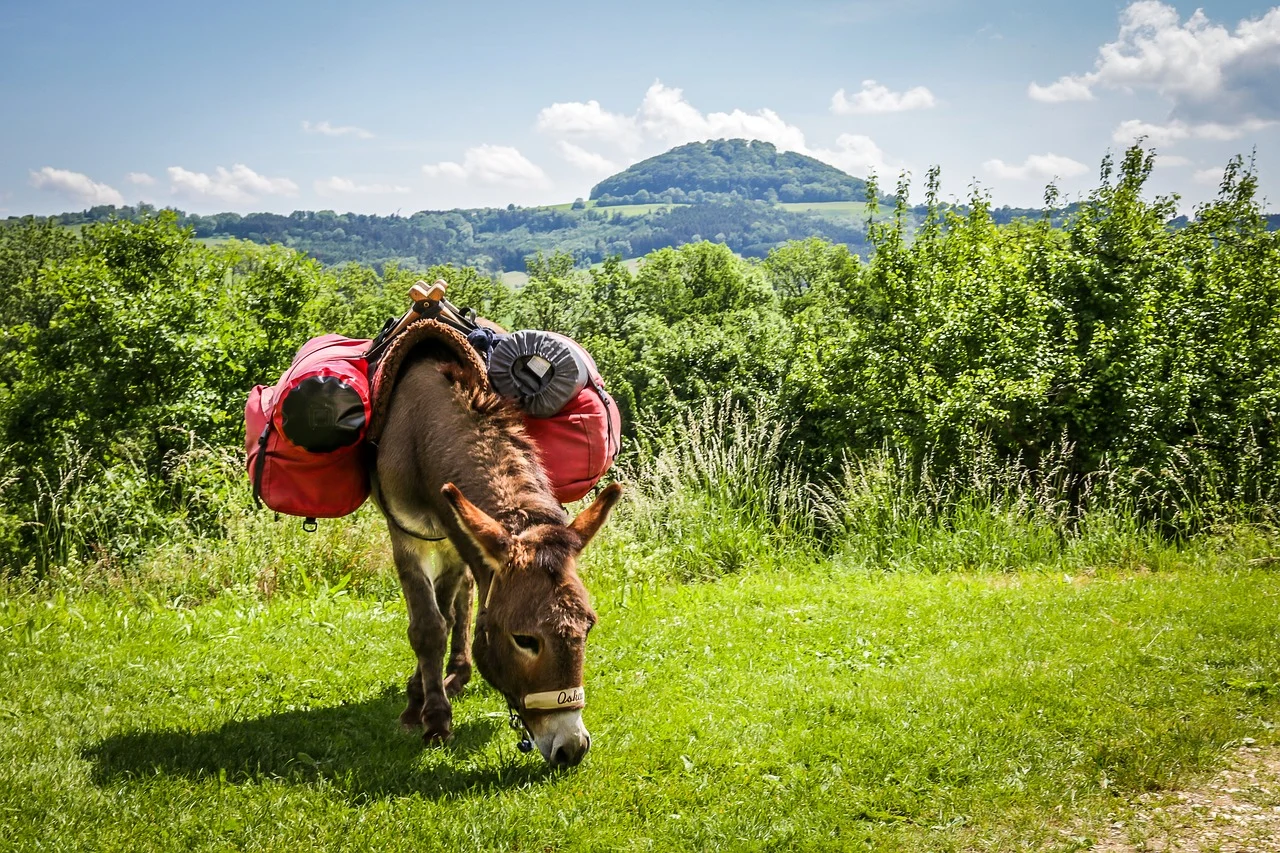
[591,203,684,216]
[780,201,880,219]
[545,200,685,217]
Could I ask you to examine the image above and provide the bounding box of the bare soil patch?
[1095,743,1280,852]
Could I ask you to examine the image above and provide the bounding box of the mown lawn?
[2,560,1278,851]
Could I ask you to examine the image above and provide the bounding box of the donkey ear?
[442,483,510,567]
[569,482,624,550]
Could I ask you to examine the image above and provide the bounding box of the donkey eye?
[511,634,541,655]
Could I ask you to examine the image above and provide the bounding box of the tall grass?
[7,400,1277,600]
[601,397,1279,582]
[598,395,821,583]
[3,434,392,602]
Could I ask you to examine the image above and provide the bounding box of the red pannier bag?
[523,377,622,504]
[244,334,373,519]
[500,331,621,504]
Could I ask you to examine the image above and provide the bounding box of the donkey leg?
[401,663,426,731]
[392,539,454,744]
[444,568,474,697]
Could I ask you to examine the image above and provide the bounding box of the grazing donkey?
[371,331,621,768]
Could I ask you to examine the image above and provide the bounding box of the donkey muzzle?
[526,709,591,767]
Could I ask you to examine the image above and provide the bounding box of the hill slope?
[590,138,870,204]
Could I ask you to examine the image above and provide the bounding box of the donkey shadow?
[82,686,554,800]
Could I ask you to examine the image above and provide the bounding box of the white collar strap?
[523,686,585,711]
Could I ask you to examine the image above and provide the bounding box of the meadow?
[2,145,1279,850]
[3,499,1278,851]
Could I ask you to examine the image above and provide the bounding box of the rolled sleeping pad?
[488,330,595,417]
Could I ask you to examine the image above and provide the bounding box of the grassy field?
[3,541,1278,851]
[779,201,881,220]
[545,201,685,217]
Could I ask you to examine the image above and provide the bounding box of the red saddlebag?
[524,379,621,504]
[244,334,372,518]
[520,345,622,505]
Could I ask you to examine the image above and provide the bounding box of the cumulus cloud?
[1194,166,1226,185]
[1028,77,1095,103]
[1112,116,1274,146]
[638,82,808,150]
[810,134,906,178]
[535,81,808,155]
[1028,1,1280,130]
[983,153,1090,180]
[29,167,125,206]
[167,164,298,203]
[555,141,619,174]
[423,144,551,188]
[830,80,937,114]
[315,177,410,196]
[534,80,912,181]
[302,120,374,139]
[536,100,641,149]
[126,172,156,186]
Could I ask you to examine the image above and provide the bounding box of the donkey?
[373,343,621,768]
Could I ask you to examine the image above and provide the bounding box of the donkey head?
[442,482,622,767]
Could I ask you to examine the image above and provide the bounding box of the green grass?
[3,546,1278,851]
[544,200,684,216]
[779,201,881,220]
[591,203,685,216]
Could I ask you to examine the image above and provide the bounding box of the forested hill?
[14,199,875,272]
[14,202,1278,275]
[590,139,871,204]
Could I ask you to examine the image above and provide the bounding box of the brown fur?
[373,342,621,753]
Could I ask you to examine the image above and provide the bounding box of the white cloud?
[302,120,374,139]
[1028,77,1095,103]
[1155,154,1193,167]
[126,171,155,186]
[1028,2,1280,125]
[315,177,410,196]
[830,80,937,114]
[983,153,1090,180]
[556,141,619,174]
[536,100,640,149]
[811,134,906,178]
[536,81,809,155]
[533,81,910,182]
[637,82,809,151]
[1194,167,1225,185]
[167,164,298,203]
[1112,118,1192,147]
[29,167,125,206]
[1111,116,1275,146]
[423,144,551,188]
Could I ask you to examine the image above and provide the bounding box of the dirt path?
[1094,743,1280,852]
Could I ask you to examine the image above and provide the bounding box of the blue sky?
[3,0,1278,216]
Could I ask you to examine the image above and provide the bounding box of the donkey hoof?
[422,706,453,744]
[423,726,453,745]
[399,707,423,732]
[443,671,469,698]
